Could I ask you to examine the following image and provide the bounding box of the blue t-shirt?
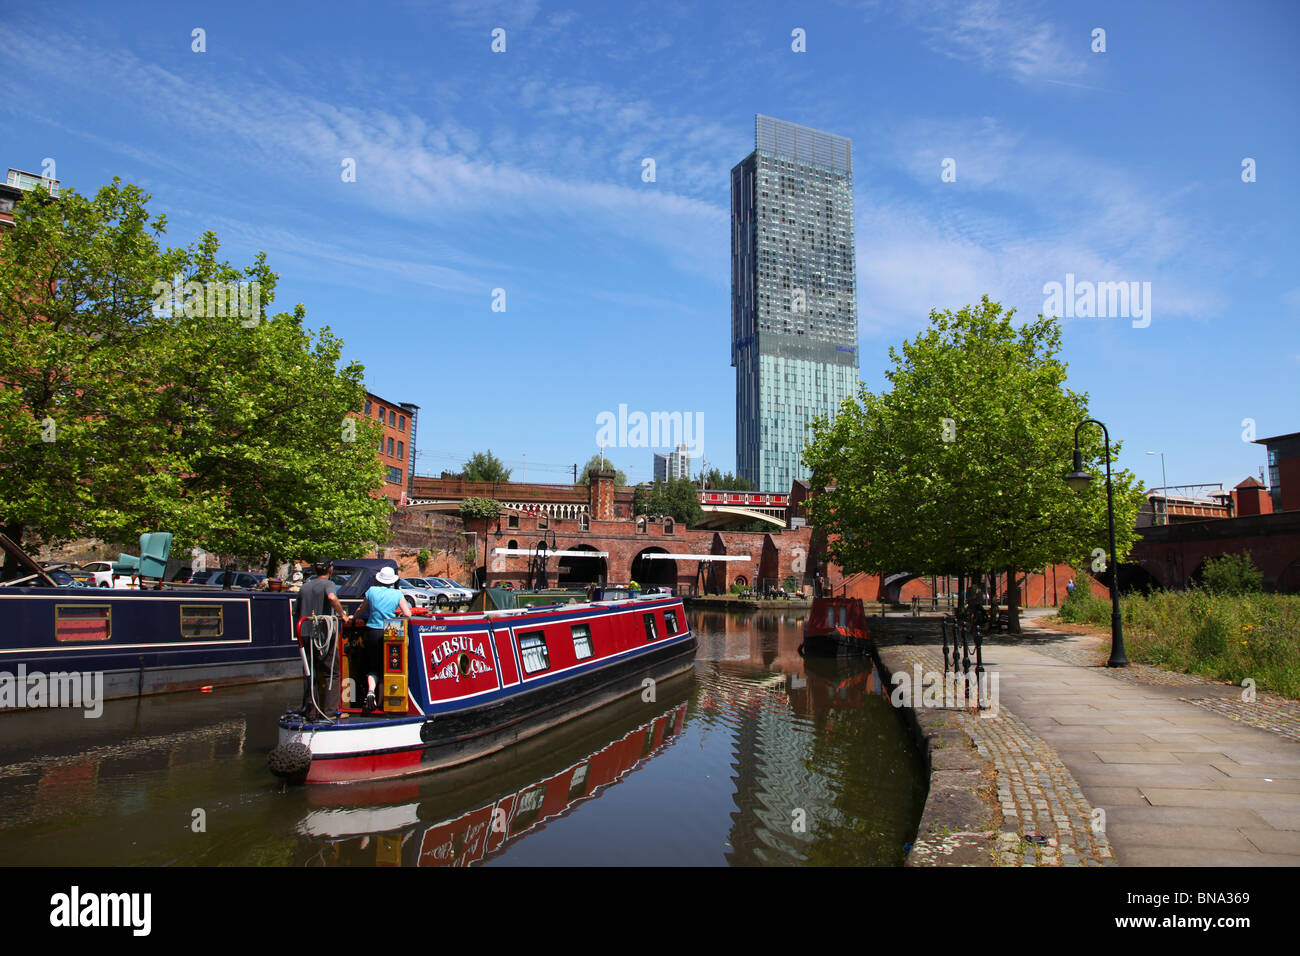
[364,585,406,630]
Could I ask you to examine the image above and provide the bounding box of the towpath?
[874,611,1300,866]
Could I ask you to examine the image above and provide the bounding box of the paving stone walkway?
[874,616,1300,866]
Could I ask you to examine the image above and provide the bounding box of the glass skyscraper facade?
[731,115,859,492]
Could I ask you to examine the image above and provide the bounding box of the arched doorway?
[558,544,607,588]
[631,547,677,591]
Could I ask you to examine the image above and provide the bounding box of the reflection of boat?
[271,595,696,784]
[799,596,871,656]
[294,686,691,866]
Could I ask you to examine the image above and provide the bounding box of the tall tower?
[731,115,859,492]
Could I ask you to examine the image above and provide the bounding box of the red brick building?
[353,391,418,506]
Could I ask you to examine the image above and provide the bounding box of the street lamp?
[1064,419,1128,667]
[1146,451,1167,525]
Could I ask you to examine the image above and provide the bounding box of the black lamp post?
[1064,419,1128,667]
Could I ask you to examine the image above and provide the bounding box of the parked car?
[41,564,91,588]
[425,577,475,604]
[398,577,469,608]
[78,560,133,588]
[198,570,266,589]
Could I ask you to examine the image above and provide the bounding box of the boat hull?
[0,586,301,711]
[275,597,697,784]
[279,636,695,784]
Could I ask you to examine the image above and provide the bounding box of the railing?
[940,613,989,710]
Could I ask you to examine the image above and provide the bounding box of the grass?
[1055,589,1300,699]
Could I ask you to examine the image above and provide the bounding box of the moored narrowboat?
[799,595,871,656]
[270,594,696,784]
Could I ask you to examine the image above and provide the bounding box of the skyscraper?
[653,443,694,483]
[731,115,859,492]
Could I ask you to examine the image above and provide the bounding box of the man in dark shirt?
[298,560,352,718]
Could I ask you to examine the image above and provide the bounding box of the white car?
[401,577,470,608]
[78,561,133,588]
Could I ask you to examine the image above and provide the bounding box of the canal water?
[0,610,926,866]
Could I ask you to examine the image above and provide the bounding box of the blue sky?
[3,0,1297,491]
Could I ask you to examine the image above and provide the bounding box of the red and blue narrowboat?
[270,594,696,784]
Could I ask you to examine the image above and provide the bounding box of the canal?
[0,609,927,866]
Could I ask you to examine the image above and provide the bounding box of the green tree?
[577,454,626,486]
[804,296,1144,631]
[0,180,392,579]
[633,478,704,526]
[700,467,753,491]
[0,180,189,578]
[463,450,512,483]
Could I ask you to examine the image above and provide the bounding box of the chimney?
[589,469,615,521]
[1235,476,1272,517]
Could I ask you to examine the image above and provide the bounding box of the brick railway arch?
[631,547,676,591]
[557,544,607,589]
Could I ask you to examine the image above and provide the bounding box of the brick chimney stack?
[589,469,615,521]
[1234,476,1272,517]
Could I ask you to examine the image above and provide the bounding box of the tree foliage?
[803,297,1144,604]
[633,478,704,526]
[578,454,626,486]
[457,497,503,520]
[1200,552,1263,595]
[0,179,390,578]
[700,467,753,491]
[462,450,512,483]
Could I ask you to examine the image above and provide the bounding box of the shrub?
[457,497,502,521]
[1201,552,1263,595]
[416,548,430,573]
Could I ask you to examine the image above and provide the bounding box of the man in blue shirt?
[356,566,412,712]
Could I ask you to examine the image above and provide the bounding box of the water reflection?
[0,610,925,866]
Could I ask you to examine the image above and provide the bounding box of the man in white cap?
[355,565,412,712]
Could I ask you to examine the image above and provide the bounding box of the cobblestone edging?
[874,638,1117,867]
[1021,620,1300,744]
[873,644,1000,867]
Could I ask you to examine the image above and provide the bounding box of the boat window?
[642,613,658,641]
[55,605,111,642]
[180,605,223,639]
[518,630,550,674]
[568,762,589,799]
[571,623,593,660]
[826,607,835,628]
[664,610,679,635]
[839,606,847,628]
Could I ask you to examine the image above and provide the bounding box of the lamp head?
[1064,448,1091,493]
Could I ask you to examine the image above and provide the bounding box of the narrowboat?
[0,535,403,707]
[799,595,871,656]
[269,594,696,784]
